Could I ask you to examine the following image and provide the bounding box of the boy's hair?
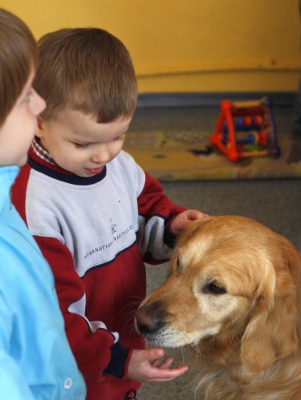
[35,28,138,123]
[0,8,38,127]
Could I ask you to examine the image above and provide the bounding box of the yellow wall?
[1,0,300,93]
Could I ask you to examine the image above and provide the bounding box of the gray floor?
[128,105,301,399]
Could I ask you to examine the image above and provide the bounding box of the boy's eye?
[74,143,90,149]
[113,134,125,142]
[24,88,34,102]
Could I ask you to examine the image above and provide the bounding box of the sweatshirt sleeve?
[33,235,130,382]
[137,171,186,263]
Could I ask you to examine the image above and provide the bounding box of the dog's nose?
[135,303,166,334]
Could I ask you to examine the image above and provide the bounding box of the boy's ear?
[36,118,44,138]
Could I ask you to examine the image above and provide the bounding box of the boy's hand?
[127,348,188,382]
[170,209,209,236]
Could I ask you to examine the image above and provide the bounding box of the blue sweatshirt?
[0,166,86,399]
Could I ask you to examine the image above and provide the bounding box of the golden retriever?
[135,216,301,400]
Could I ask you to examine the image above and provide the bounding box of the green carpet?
[123,130,301,181]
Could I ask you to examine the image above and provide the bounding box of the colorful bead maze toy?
[210,97,281,162]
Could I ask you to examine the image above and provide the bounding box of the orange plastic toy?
[210,97,281,162]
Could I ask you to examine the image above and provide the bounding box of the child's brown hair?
[35,28,138,123]
[0,8,38,127]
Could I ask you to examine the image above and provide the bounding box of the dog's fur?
[135,216,301,399]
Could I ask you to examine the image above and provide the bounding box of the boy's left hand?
[170,209,209,236]
[128,348,188,382]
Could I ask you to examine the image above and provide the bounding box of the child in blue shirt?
[0,8,86,399]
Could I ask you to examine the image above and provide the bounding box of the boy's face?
[36,110,132,177]
[0,70,46,167]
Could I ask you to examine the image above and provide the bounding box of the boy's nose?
[91,148,110,164]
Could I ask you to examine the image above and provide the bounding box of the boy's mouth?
[84,166,104,175]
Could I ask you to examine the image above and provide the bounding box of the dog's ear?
[241,239,300,374]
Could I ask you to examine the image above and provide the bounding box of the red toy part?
[210,97,280,162]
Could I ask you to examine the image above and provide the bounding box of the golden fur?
[135,216,301,399]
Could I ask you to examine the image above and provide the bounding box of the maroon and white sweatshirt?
[12,145,185,400]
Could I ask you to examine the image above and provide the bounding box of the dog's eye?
[205,283,226,295]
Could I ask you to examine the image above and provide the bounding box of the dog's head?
[135,216,301,374]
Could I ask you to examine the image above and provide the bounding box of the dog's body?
[135,216,301,399]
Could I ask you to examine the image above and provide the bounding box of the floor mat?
[123,131,301,180]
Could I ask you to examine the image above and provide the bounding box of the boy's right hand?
[127,348,188,382]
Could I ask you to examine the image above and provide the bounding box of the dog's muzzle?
[135,301,167,337]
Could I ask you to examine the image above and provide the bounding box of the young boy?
[12,27,207,400]
[0,9,86,399]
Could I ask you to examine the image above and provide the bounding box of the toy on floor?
[210,97,281,162]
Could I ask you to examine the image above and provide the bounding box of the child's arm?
[0,346,35,399]
[35,236,127,382]
[128,348,188,382]
[137,172,208,261]
[0,292,36,399]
